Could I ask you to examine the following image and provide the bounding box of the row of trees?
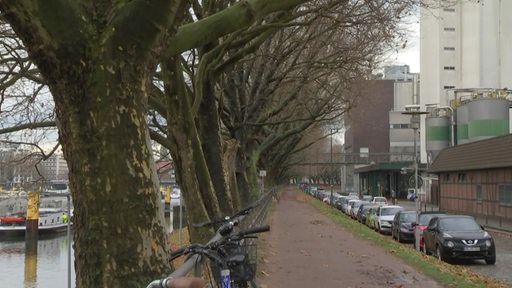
[0,0,428,286]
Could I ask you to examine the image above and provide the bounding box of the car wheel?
[486,248,496,265]
[436,246,443,262]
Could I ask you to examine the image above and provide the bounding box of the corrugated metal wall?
[438,168,512,231]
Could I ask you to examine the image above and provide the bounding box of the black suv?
[423,215,496,264]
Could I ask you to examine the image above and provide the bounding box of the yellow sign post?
[26,191,40,241]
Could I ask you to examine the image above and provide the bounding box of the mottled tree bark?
[0,1,185,286]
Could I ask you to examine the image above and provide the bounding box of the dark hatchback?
[391,210,416,243]
[423,215,496,264]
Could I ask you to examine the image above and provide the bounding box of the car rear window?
[381,207,402,216]
[439,217,481,231]
[400,212,416,222]
[419,213,445,225]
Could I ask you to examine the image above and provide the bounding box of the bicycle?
[147,202,270,288]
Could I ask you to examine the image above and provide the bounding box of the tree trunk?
[57,67,171,287]
[223,139,242,209]
[198,78,236,214]
[0,1,187,284]
[162,59,220,242]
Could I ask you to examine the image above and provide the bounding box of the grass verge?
[307,194,511,288]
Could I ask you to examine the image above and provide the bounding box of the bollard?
[25,191,39,241]
[25,191,39,286]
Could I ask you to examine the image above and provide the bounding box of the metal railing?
[299,152,415,165]
[167,188,274,278]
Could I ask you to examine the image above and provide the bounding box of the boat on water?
[0,208,71,240]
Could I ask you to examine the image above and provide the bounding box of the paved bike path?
[256,186,443,288]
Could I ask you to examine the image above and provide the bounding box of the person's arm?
[162,276,206,288]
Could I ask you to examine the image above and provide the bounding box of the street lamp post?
[402,105,428,251]
[330,129,334,205]
[329,128,339,206]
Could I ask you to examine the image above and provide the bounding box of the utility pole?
[402,105,428,251]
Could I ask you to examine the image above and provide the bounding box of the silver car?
[375,205,403,234]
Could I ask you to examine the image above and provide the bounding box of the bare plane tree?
[0,0,430,286]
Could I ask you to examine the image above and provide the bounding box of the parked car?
[346,199,360,216]
[423,215,496,264]
[361,195,373,202]
[347,192,359,199]
[375,205,403,234]
[315,190,329,200]
[365,206,379,230]
[323,193,343,205]
[334,196,347,211]
[338,197,352,213]
[391,210,416,243]
[372,196,388,206]
[351,201,369,219]
[413,211,447,251]
[358,204,376,224]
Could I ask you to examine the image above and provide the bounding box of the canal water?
[0,194,184,288]
[0,213,183,288]
[0,234,75,288]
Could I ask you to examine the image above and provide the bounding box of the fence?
[168,187,275,277]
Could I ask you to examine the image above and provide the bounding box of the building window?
[498,184,512,206]
[444,66,455,70]
[444,27,455,32]
[360,147,369,158]
[444,47,455,51]
[458,173,466,182]
[443,85,455,89]
[390,124,411,129]
[444,8,455,12]
[476,185,482,203]
[443,174,450,182]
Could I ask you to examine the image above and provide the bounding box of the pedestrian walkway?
[256,186,442,288]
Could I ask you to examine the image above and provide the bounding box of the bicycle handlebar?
[236,224,270,237]
[193,201,260,228]
[169,243,203,260]
[217,220,238,236]
[149,201,267,287]
[167,224,270,264]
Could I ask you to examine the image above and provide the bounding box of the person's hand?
[166,276,206,288]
